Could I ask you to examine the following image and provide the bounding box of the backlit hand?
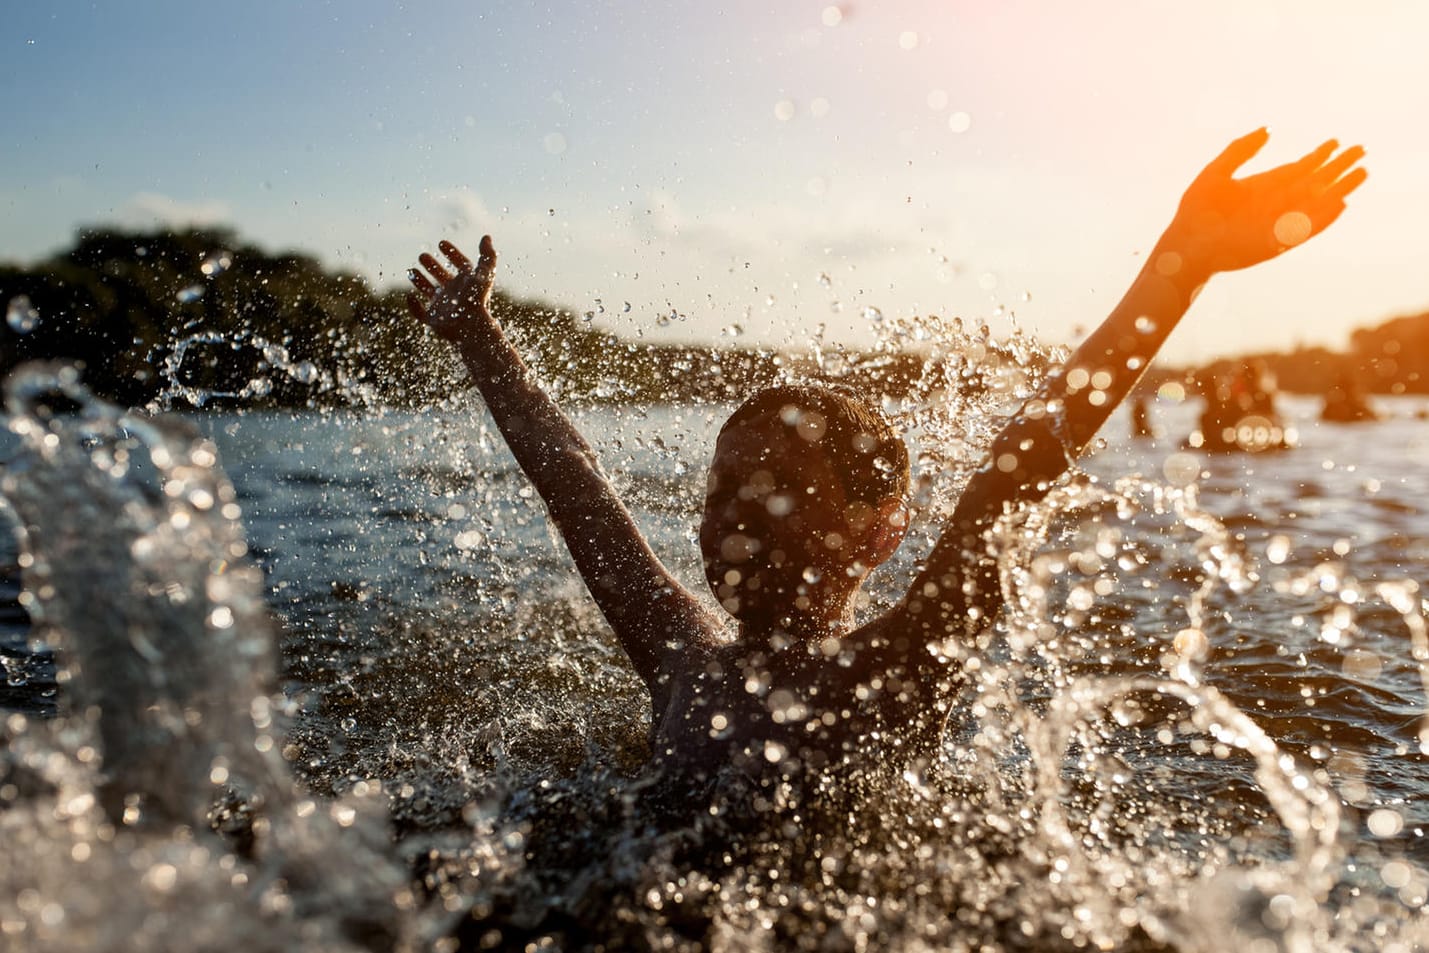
[406,236,499,341]
[1164,129,1366,277]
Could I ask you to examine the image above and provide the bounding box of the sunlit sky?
[5,2,1428,363]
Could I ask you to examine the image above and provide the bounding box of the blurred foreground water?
[2,360,1429,952]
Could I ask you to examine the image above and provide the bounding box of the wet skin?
[698,420,905,639]
[655,420,932,782]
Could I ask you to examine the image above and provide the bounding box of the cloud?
[114,192,233,229]
[629,189,685,240]
[622,192,923,267]
[433,188,493,232]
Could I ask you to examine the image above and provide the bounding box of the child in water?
[406,130,1364,786]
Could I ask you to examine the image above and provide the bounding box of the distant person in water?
[1129,394,1156,440]
[405,130,1365,786]
[1322,368,1380,423]
[1196,357,1290,452]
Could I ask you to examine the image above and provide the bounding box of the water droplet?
[176,284,206,304]
[1273,211,1312,247]
[6,295,40,334]
[200,251,233,276]
[1368,808,1405,838]
[862,306,884,323]
[1173,628,1209,661]
[948,111,972,133]
[817,272,832,288]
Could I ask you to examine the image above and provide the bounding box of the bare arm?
[407,237,721,690]
[896,130,1367,646]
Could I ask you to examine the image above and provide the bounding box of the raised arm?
[407,237,720,690]
[898,130,1367,644]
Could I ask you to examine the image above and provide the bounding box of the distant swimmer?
[1129,394,1156,440]
[1321,369,1380,423]
[405,131,1365,788]
[1192,358,1292,452]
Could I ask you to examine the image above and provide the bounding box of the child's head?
[700,383,911,626]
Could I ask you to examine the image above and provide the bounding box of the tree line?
[3,225,1423,413]
[0,226,961,411]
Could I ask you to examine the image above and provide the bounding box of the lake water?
[2,376,1429,952]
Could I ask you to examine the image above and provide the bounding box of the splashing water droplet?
[7,295,40,334]
[200,251,233,277]
[176,285,206,304]
[862,306,884,323]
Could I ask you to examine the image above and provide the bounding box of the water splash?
[0,307,1428,950]
[152,330,337,410]
[0,364,417,951]
[6,296,41,335]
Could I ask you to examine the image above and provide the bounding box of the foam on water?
[0,364,419,952]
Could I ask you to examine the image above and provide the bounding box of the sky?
[4,1,1427,364]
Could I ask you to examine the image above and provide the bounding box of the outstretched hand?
[1165,129,1366,277]
[407,236,499,341]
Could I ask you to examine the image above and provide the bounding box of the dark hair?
[718,382,910,505]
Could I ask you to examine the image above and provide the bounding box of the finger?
[1201,127,1271,180]
[439,240,476,272]
[418,253,455,285]
[474,234,498,286]
[406,292,432,325]
[407,268,438,297]
[1287,139,1339,178]
[1320,164,1368,205]
[1302,168,1367,238]
[1310,145,1365,192]
[1251,139,1338,191]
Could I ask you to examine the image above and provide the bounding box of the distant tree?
[1350,314,1429,394]
[0,223,1078,412]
